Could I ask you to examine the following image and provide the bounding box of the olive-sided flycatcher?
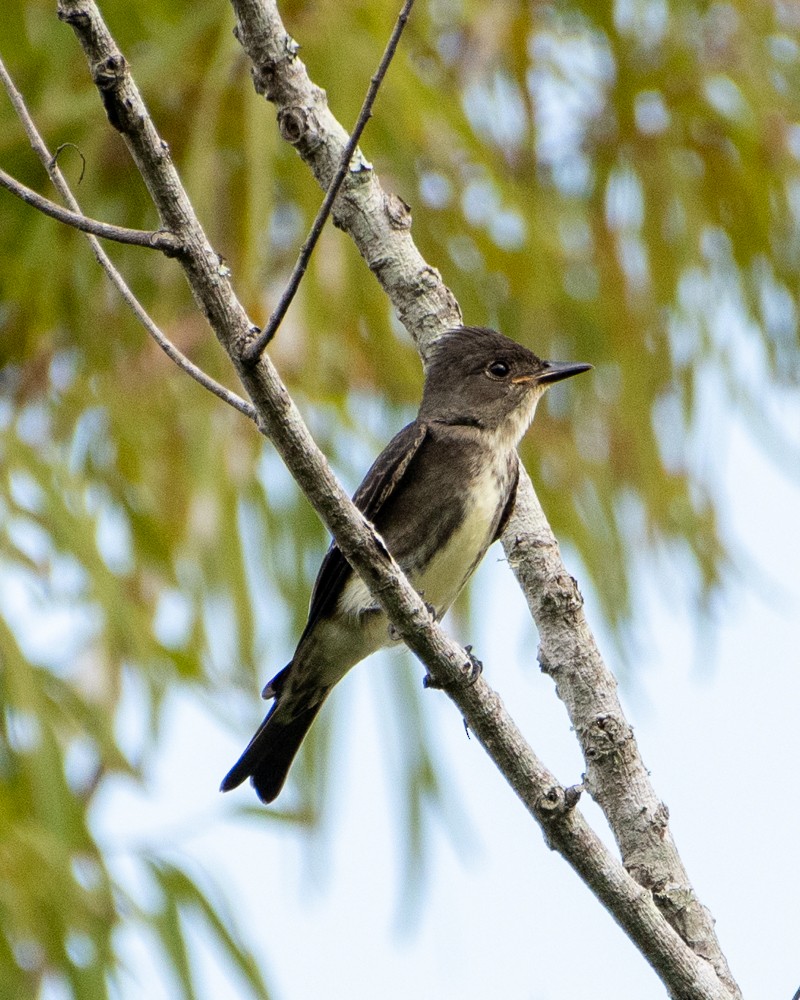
[221,326,590,802]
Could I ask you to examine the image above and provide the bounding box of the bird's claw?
[463,644,483,684]
[423,644,483,690]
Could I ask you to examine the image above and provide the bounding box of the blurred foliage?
[1,0,799,996]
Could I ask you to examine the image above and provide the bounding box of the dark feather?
[219,694,324,803]
[494,460,519,541]
[222,326,590,803]
[298,420,429,640]
[221,422,429,799]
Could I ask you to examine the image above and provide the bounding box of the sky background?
[85,393,800,1000]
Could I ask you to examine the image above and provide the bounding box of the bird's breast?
[407,455,513,615]
[336,444,515,624]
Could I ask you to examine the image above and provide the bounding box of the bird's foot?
[463,644,483,684]
[423,644,483,690]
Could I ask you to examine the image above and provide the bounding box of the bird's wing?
[299,420,429,638]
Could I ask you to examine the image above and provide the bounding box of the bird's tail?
[220,692,323,804]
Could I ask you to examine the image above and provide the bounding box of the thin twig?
[52,142,86,182]
[240,0,416,364]
[0,56,256,422]
[0,166,182,253]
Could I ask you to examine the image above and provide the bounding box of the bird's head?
[419,326,591,444]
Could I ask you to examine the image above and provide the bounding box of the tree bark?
[227,1,740,995]
[38,2,742,996]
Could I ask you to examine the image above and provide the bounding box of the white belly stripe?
[410,461,507,613]
[337,460,510,621]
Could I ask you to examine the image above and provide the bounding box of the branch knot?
[582,713,633,762]
[538,783,580,819]
[385,192,412,229]
[278,105,323,152]
[540,572,584,618]
[91,54,129,132]
[56,4,89,28]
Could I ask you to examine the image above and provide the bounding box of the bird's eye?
[487,360,510,379]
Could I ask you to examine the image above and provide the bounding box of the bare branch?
[228,2,741,996]
[0,56,256,422]
[0,165,182,252]
[231,0,463,355]
[507,472,736,976]
[47,5,740,996]
[241,0,416,362]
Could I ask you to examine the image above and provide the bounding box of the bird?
[221,325,591,802]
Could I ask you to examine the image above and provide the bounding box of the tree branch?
[241,0,416,361]
[231,0,463,356]
[0,57,256,422]
[227,1,741,996]
[507,472,734,974]
[0,165,182,253]
[48,2,738,996]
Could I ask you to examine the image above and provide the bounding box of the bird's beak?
[534,360,593,385]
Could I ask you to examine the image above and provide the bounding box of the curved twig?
[0,166,182,253]
[0,57,256,422]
